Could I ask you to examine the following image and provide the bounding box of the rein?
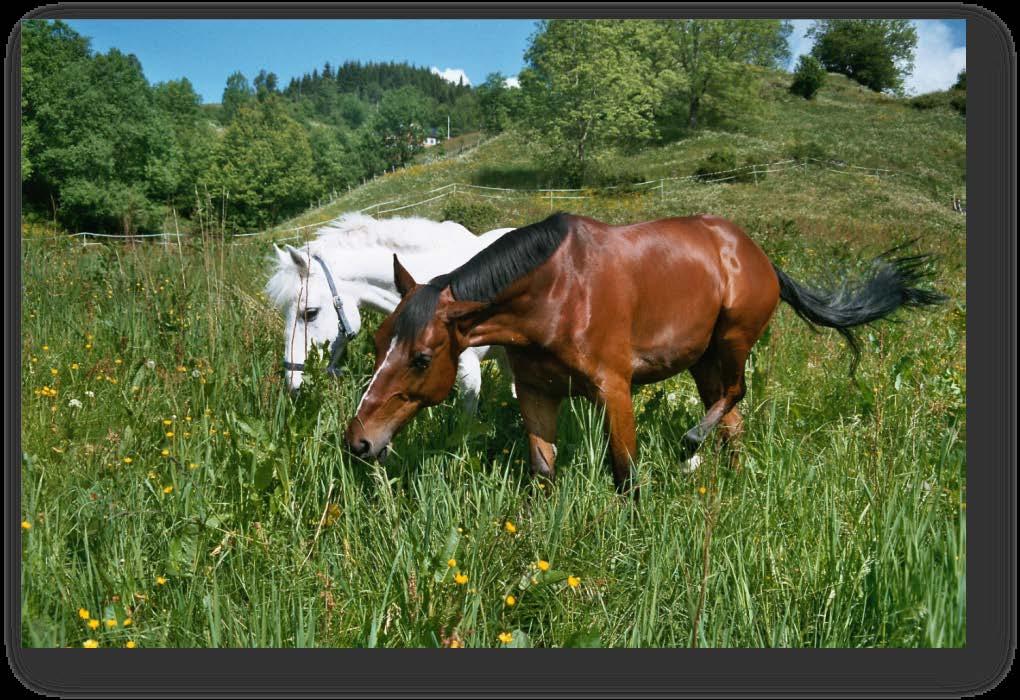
[283,254,358,376]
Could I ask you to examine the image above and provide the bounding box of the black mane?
[394,212,572,342]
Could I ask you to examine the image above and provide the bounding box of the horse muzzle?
[344,423,390,462]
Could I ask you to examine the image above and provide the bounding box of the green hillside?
[283,71,964,261]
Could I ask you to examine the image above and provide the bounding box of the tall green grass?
[20,72,965,648]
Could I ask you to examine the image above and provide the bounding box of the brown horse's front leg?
[596,380,639,499]
[516,385,561,490]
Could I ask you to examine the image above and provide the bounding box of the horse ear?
[440,299,487,322]
[284,245,309,276]
[393,254,417,297]
[273,244,289,267]
[438,286,486,321]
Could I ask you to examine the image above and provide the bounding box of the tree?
[652,20,792,130]
[373,86,433,168]
[790,55,827,99]
[21,21,175,233]
[204,96,318,229]
[807,20,917,94]
[221,71,254,122]
[153,78,216,209]
[253,69,279,98]
[519,20,659,180]
[953,69,966,91]
[476,72,515,134]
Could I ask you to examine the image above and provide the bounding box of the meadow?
[20,73,966,648]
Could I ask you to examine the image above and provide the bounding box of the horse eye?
[411,352,432,370]
[302,308,319,323]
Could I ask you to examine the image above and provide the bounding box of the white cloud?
[430,66,472,86]
[503,75,520,89]
[903,20,966,95]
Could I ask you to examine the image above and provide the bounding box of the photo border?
[6,3,1014,696]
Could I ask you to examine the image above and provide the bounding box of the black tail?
[772,244,947,374]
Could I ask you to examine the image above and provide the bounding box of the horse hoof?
[681,454,702,473]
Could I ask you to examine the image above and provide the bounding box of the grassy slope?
[21,72,965,648]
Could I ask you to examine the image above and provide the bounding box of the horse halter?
[282,254,358,377]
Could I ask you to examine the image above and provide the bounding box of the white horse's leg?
[483,345,517,398]
[455,349,483,415]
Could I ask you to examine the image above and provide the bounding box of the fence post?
[752,165,758,185]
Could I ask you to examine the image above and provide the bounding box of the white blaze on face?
[356,339,398,415]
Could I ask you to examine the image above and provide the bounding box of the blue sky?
[65,19,965,103]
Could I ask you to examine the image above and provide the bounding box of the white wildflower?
[85,390,95,399]
[68,398,83,409]
[145,359,156,370]
[191,369,201,378]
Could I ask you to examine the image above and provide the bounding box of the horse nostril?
[351,438,372,457]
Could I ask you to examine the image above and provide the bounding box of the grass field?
[20,73,966,648]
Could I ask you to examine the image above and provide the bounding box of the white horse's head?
[265,244,362,392]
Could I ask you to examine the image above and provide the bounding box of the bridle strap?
[283,254,358,376]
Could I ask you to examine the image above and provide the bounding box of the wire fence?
[21,156,962,247]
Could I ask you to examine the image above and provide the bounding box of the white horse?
[265,212,514,412]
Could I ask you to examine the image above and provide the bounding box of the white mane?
[264,212,471,309]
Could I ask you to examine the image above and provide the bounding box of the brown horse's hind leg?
[681,336,750,467]
[516,385,561,489]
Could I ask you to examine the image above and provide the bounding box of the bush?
[694,150,764,184]
[909,89,966,116]
[787,141,828,163]
[440,198,503,234]
[790,56,827,99]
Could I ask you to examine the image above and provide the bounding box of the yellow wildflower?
[123,618,132,626]
[498,631,513,644]
[125,641,137,649]
[88,619,100,630]
[78,608,90,620]
[21,520,32,530]
[156,576,167,585]
[536,560,550,572]
[105,619,117,628]
[83,639,99,649]
[162,419,172,426]
[503,521,517,534]
[160,449,169,457]
[698,486,707,495]
[71,363,79,370]
[50,368,58,376]
[454,573,468,585]
[163,486,173,495]
[505,595,516,607]
[122,457,133,464]
[567,575,581,588]
[447,558,457,568]
[165,431,174,438]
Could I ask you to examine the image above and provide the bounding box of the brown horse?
[344,213,943,497]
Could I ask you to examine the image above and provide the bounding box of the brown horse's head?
[344,255,483,461]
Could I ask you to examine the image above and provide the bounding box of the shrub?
[910,89,966,116]
[694,150,764,184]
[790,55,827,99]
[787,141,828,163]
[440,198,503,234]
